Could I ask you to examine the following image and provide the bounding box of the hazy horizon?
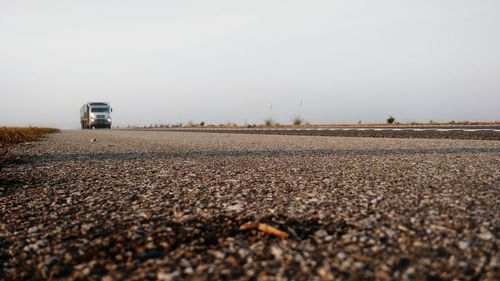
[1,1,499,128]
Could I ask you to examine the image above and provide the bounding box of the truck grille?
[96,115,105,119]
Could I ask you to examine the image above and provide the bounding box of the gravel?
[1,130,499,280]
[152,127,500,141]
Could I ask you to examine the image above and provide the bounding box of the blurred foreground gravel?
[1,130,499,280]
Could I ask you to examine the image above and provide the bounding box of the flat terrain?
[1,130,499,280]
[144,125,500,141]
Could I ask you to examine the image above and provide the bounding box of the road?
[136,125,500,141]
[1,130,499,280]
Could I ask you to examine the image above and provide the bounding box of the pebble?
[271,246,283,261]
[28,226,38,234]
[458,241,469,250]
[157,272,177,281]
[478,231,494,241]
[101,275,113,281]
[184,267,194,275]
[314,229,328,238]
[209,250,225,260]
[226,203,244,212]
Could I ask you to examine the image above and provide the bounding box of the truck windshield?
[91,108,109,113]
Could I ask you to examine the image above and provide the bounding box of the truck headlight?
[107,118,111,122]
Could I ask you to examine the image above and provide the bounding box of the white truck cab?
[80,102,112,129]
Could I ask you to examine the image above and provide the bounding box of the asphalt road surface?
[142,125,500,141]
[1,130,499,280]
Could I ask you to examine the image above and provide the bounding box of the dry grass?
[0,127,60,146]
[0,127,59,176]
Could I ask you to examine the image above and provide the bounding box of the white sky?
[1,0,499,128]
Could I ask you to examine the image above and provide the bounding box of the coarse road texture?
[142,125,500,141]
[1,130,499,281]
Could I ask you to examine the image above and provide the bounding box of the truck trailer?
[80,102,112,129]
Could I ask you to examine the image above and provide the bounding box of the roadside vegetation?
[264,118,274,126]
[292,116,304,126]
[0,127,59,178]
[133,120,500,129]
[0,127,59,146]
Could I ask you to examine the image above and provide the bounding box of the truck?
[80,102,113,129]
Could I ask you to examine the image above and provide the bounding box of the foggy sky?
[1,0,499,128]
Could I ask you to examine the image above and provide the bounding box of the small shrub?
[200,121,205,127]
[264,118,274,126]
[292,116,304,126]
[387,116,395,124]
